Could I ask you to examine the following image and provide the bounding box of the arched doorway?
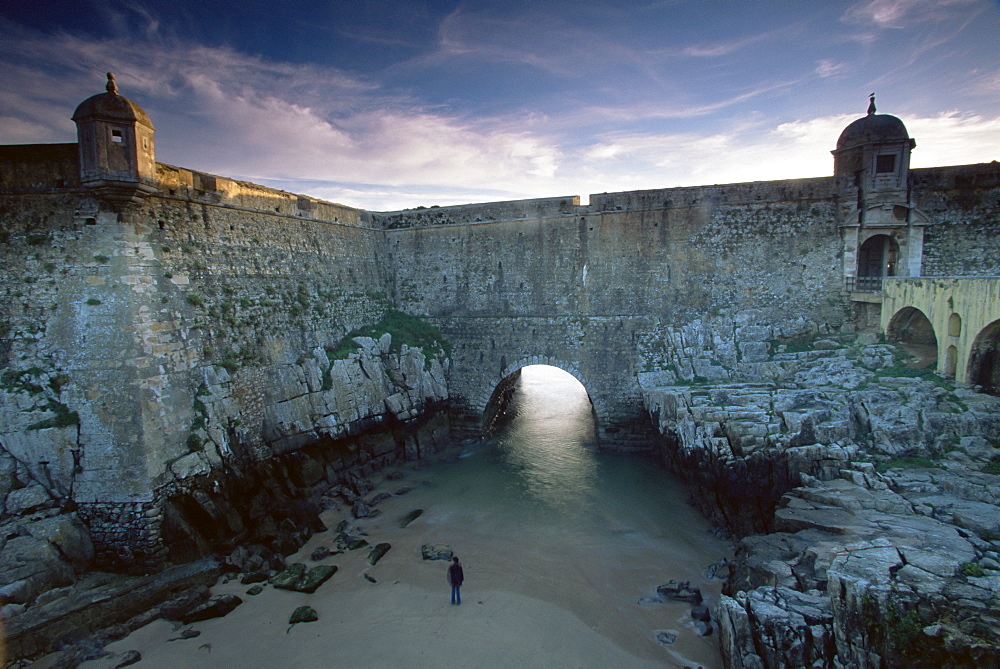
[968,320,1000,394]
[887,307,937,369]
[857,234,899,290]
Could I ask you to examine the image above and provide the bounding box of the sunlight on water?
[494,365,599,512]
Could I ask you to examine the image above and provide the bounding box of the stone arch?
[480,357,601,435]
[856,233,899,290]
[887,306,938,368]
[967,319,1000,394]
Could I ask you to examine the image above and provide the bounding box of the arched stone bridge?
[882,277,1000,392]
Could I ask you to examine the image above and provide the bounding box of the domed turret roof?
[72,73,154,129]
[836,94,908,150]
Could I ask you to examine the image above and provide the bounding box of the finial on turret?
[867,92,876,115]
[106,72,118,95]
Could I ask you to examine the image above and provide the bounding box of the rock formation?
[642,328,1000,667]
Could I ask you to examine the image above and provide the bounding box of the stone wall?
[3,144,1000,574]
[0,158,410,570]
[386,178,850,442]
[912,163,1000,277]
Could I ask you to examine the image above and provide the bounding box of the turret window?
[875,154,896,173]
[111,129,123,143]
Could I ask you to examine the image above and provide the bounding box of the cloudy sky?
[1,0,998,211]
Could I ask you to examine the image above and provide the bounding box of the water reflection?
[493,365,599,512]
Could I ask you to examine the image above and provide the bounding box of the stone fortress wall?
[1,86,999,573]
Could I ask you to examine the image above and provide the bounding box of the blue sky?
[1,0,998,210]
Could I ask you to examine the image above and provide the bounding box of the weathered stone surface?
[7,560,218,662]
[656,580,702,604]
[421,544,453,561]
[179,594,243,624]
[399,509,423,528]
[645,335,1000,667]
[368,542,391,566]
[289,605,318,627]
[272,563,337,594]
[310,545,331,561]
[114,649,142,667]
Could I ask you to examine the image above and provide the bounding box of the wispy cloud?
[1,2,996,211]
[815,60,847,78]
[841,0,977,29]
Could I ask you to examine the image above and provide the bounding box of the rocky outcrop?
[0,332,451,664]
[642,332,1000,667]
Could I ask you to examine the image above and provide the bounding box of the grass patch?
[876,456,941,474]
[775,333,815,354]
[27,401,80,430]
[960,561,985,577]
[332,309,450,358]
[85,298,101,306]
[982,455,1000,476]
[186,433,204,452]
[1,368,45,394]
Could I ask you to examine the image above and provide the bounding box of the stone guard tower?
[834,95,929,295]
[72,72,157,205]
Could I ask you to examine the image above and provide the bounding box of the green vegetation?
[330,309,450,359]
[85,298,101,306]
[48,373,70,393]
[875,456,941,474]
[186,293,205,307]
[186,433,204,452]
[776,333,815,354]
[884,603,928,657]
[27,401,79,430]
[960,561,985,577]
[1,368,45,394]
[982,455,1000,475]
[26,234,48,246]
[93,254,110,264]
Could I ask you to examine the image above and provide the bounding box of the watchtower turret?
[72,73,156,204]
[834,95,928,301]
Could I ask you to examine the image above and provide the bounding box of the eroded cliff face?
[0,334,449,623]
[641,323,1000,667]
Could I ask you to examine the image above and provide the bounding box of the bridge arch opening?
[857,233,899,290]
[968,319,1000,395]
[484,364,597,443]
[482,364,599,509]
[886,306,937,369]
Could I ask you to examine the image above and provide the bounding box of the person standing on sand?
[448,556,464,605]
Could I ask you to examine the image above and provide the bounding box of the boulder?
[179,594,243,624]
[368,543,391,566]
[310,546,332,561]
[656,580,702,604]
[421,544,453,561]
[114,649,142,668]
[272,563,338,594]
[399,509,423,528]
[288,605,318,628]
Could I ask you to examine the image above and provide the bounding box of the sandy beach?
[64,449,727,669]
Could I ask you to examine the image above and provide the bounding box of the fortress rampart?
[1,85,999,571]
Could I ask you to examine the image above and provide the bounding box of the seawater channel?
[88,365,731,668]
[419,365,733,666]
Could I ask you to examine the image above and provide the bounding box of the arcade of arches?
[881,277,1000,393]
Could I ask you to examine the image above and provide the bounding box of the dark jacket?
[448,562,464,586]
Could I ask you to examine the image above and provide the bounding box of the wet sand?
[73,451,728,669]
